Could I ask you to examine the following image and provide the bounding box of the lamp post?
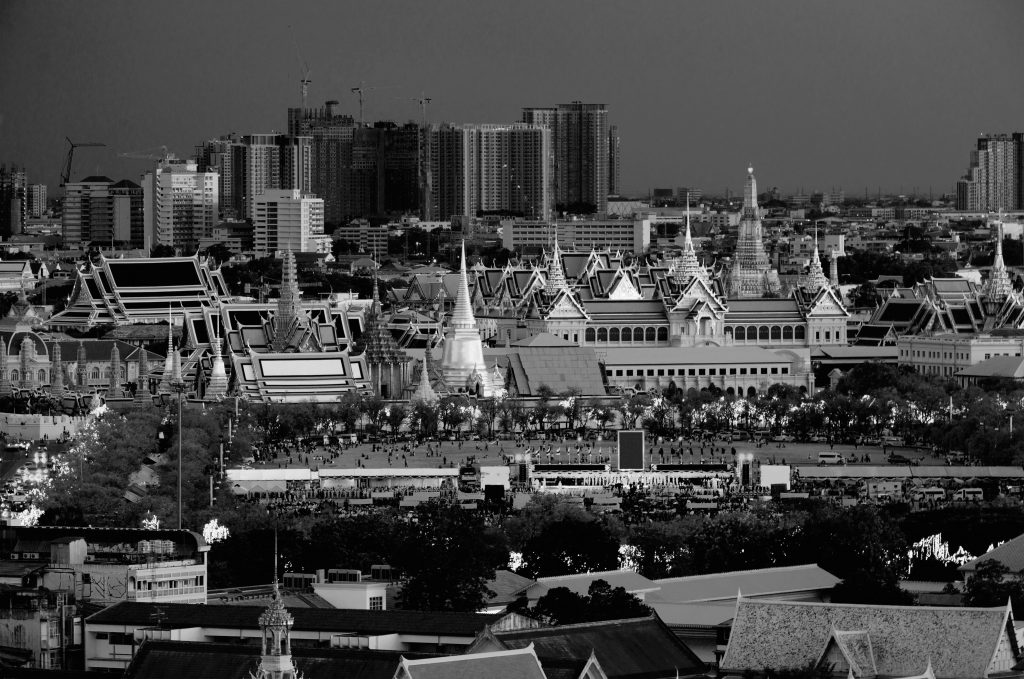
[170,378,186,530]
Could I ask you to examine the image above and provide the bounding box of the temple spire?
[544,239,568,295]
[984,214,1015,304]
[271,251,305,352]
[451,241,477,331]
[206,329,228,399]
[76,341,87,390]
[252,530,299,679]
[805,226,829,293]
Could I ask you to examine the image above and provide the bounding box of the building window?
[606,369,613,377]
[709,368,716,375]
[597,328,607,342]
[657,369,664,376]
[771,367,778,374]
[730,368,737,375]
[626,370,634,376]
[761,368,768,374]
[647,369,654,376]
[622,327,632,342]
[369,596,383,611]
[795,326,806,340]
[657,327,668,342]
[585,328,596,343]
[668,369,675,376]
[698,368,706,375]
[688,369,696,376]
[740,368,747,375]
[759,326,769,341]
[633,327,643,342]
[609,327,619,342]
[615,370,623,377]
[783,326,793,341]
[771,326,781,341]
[825,331,831,341]
[645,327,656,342]
[735,326,746,341]
[782,367,789,374]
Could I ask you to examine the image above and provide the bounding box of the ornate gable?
[607,271,643,300]
[543,290,590,320]
[806,287,850,318]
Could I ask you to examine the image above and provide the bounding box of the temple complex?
[727,167,782,298]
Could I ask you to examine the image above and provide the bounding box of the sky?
[1,0,1023,198]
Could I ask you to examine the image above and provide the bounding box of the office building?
[142,157,219,252]
[253,189,324,255]
[956,133,1023,211]
[334,219,388,259]
[0,164,27,237]
[62,176,145,249]
[501,216,649,253]
[523,102,609,215]
[342,122,421,221]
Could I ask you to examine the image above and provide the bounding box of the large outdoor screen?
[618,430,645,470]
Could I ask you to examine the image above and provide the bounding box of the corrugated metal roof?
[649,564,840,604]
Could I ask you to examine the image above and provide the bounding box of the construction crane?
[60,137,106,187]
[289,26,312,109]
[118,146,169,162]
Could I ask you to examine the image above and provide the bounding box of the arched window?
[783,326,793,340]
[633,327,644,342]
[795,325,806,340]
[758,326,769,341]
[657,327,668,342]
[120,367,126,379]
[103,368,111,379]
[597,328,608,342]
[735,326,746,341]
[10,370,18,382]
[91,368,100,380]
[585,328,596,342]
[645,327,656,342]
[622,327,632,342]
[771,326,781,341]
[747,386,758,398]
[609,327,620,342]
[747,325,757,339]
[37,369,45,383]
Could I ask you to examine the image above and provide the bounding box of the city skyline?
[1,0,1023,198]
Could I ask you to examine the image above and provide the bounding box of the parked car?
[887,454,918,466]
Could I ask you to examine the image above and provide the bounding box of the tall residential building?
[428,123,551,221]
[253,188,324,256]
[239,134,313,220]
[195,134,245,219]
[27,183,47,218]
[0,164,27,237]
[956,133,1023,211]
[522,102,609,215]
[289,101,357,227]
[608,125,620,196]
[142,157,219,252]
[62,176,144,248]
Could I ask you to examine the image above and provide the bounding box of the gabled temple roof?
[721,598,1014,679]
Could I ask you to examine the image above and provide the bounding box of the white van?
[951,488,983,502]
[913,487,946,502]
[818,452,846,465]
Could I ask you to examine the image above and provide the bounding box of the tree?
[151,244,176,258]
[410,401,439,438]
[621,393,652,429]
[962,560,1024,614]
[531,579,651,625]
[394,502,508,612]
[438,395,470,434]
[202,242,234,265]
[519,513,621,578]
[362,395,386,434]
[385,404,407,435]
[800,505,913,605]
